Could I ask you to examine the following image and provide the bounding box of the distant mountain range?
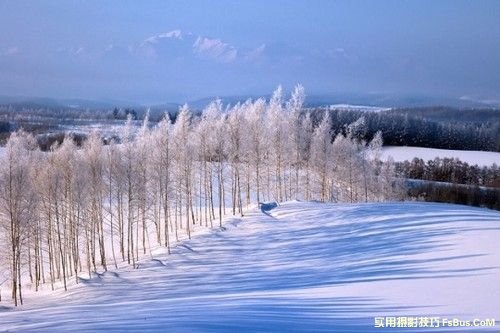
[0,92,499,111]
[0,95,136,109]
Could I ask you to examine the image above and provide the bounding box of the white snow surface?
[0,201,499,332]
[329,104,391,112]
[381,146,500,167]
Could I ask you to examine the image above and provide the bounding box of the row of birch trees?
[0,86,401,306]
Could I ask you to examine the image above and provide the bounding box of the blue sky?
[0,0,499,104]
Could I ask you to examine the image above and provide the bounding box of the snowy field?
[0,201,499,332]
[381,146,500,167]
[328,104,391,112]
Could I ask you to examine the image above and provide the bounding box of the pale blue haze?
[0,0,499,104]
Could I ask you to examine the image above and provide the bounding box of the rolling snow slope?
[0,201,499,332]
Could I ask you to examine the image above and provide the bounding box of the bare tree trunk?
[208,162,215,221]
[109,170,118,269]
[117,189,125,261]
[185,169,192,239]
[218,161,223,228]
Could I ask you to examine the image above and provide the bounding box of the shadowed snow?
[0,201,499,332]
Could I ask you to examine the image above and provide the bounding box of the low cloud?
[143,30,184,45]
[193,36,237,63]
[134,29,265,64]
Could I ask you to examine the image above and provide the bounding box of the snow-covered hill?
[0,201,499,332]
[381,146,500,167]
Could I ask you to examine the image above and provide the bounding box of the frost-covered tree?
[243,98,267,204]
[226,104,245,216]
[299,112,314,200]
[172,105,195,238]
[135,114,153,256]
[0,131,37,306]
[286,84,306,199]
[310,111,333,202]
[152,114,173,251]
[266,86,288,202]
[119,116,139,266]
[83,132,107,272]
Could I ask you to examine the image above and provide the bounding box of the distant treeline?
[398,156,500,210]
[0,104,169,124]
[387,106,500,124]
[407,181,500,210]
[396,157,499,188]
[1,104,499,151]
[309,107,499,152]
[0,120,10,143]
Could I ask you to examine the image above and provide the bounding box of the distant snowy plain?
[0,201,499,332]
[381,146,500,167]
